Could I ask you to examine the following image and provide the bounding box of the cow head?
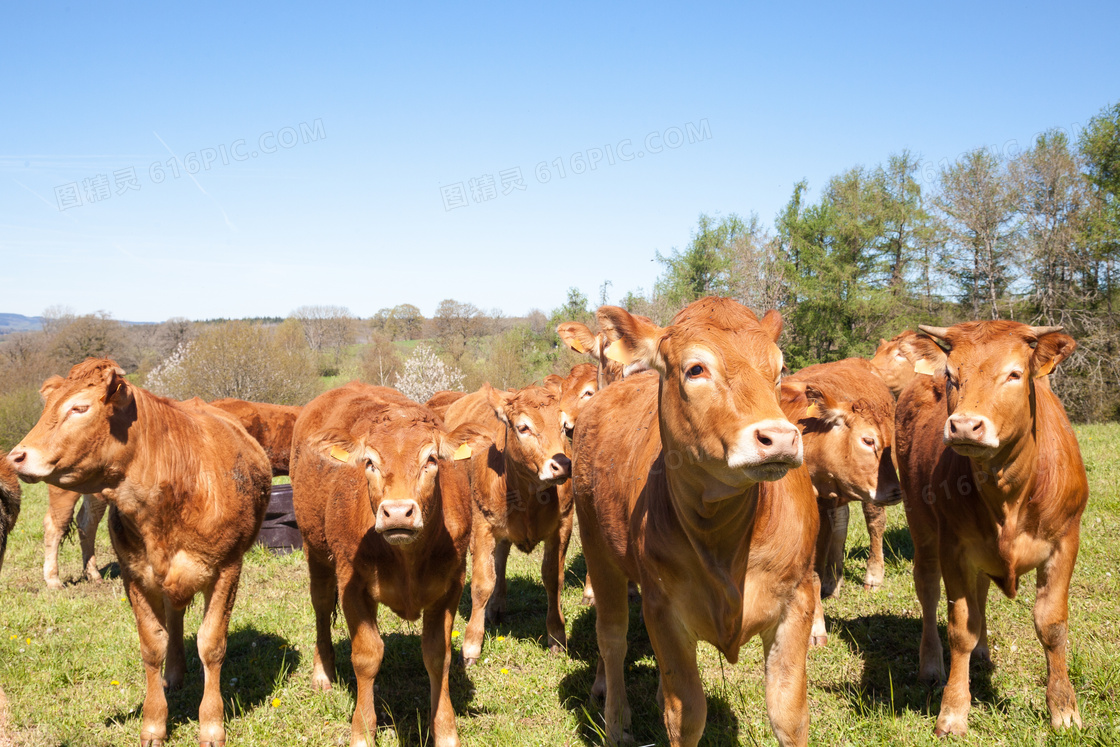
[315,405,484,546]
[484,383,571,485]
[597,297,802,494]
[556,363,598,439]
[783,382,900,506]
[870,331,925,397]
[918,321,1076,461]
[557,320,650,389]
[8,359,136,492]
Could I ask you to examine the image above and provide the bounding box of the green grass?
[2,424,1119,745]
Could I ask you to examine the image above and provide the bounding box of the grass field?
[1,424,1118,746]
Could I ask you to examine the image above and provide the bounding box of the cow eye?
[517,424,532,435]
[365,458,377,472]
[580,388,594,399]
[70,405,89,415]
[1008,371,1022,381]
[426,454,439,468]
[861,436,876,449]
[685,364,705,379]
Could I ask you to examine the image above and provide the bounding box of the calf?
[7,359,272,747]
[896,322,1087,736]
[209,398,302,476]
[573,298,817,746]
[443,383,573,664]
[42,485,107,589]
[780,359,900,646]
[290,382,480,747]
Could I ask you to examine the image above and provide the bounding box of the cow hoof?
[45,578,63,591]
[862,582,881,592]
[933,713,968,737]
[810,634,828,647]
[311,675,333,692]
[463,656,478,667]
[1050,705,1082,730]
[141,738,165,747]
[199,742,226,747]
[580,592,596,606]
[549,643,565,655]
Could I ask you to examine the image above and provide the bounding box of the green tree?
[654,214,746,306]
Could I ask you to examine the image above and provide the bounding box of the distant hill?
[0,313,43,333]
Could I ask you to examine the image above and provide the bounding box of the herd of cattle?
[0,295,1089,747]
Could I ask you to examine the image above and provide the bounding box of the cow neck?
[119,391,199,493]
[966,408,1039,525]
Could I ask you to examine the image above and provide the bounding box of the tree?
[290,305,358,375]
[872,151,935,302]
[433,299,484,364]
[360,332,403,387]
[388,304,424,341]
[934,149,1020,319]
[394,343,464,403]
[1079,101,1120,310]
[654,214,746,306]
[50,312,128,368]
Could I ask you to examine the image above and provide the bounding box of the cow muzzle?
[727,419,804,482]
[539,453,572,484]
[375,500,423,545]
[6,446,52,482]
[944,412,999,455]
[560,413,575,441]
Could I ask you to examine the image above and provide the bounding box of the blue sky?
[2,1,1117,322]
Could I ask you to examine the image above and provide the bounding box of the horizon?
[3,2,1118,321]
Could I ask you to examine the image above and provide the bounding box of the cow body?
[209,398,302,476]
[573,298,817,746]
[896,321,1087,736]
[7,358,272,746]
[781,358,901,645]
[443,384,573,664]
[425,390,468,420]
[290,382,479,747]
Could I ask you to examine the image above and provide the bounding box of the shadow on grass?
[457,575,573,653]
[103,628,299,738]
[328,630,485,745]
[557,601,741,745]
[824,612,1000,719]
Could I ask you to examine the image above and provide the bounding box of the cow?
[6,358,272,747]
[289,382,482,747]
[425,390,468,420]
[779,358,901,646]
[0,451,21,731]
[870,330,925,398]
[895,321,1087,736]
[573,297,818,746]
[42,486,107,589]
[557,319,652,389]
[209,398,302,476]
[443,382,573,665]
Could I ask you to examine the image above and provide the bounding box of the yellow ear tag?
[330,445,350,462]
[913,358,937,376]
[604,340,630,364]
[452,443,472,460]
[569,339,586,353]
[805,403,820,419]
[1035,359,1056,378]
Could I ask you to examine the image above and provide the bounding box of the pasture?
[0,424,1117,746]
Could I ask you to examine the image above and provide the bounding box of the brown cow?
[42,486,107,589]
[557,319,652,389]
[6,359,272,747]
[425,390,468,420]
[290,382,481,747]
[779,358,901,646]
[896,321,1087,736]
[573,298,817,746]
[0,451,21,730]
[870,330,926,397]
[444,383,573,665]
[209,398,302,476]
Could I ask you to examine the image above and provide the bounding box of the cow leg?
[128,578,170,746]
[196,564,241,746]
[541,531,567,654]
[644,596,704,747]
[342,585,383,747]
[809,572,827,647]
[761,575,814,747]
[581,573,596,606]
[586,549,630,741]
[464,522,497,665]
[933,559,981,737]
[43,488,80,590]
[1034,538,1082,730]
[163,599,186,691]
[972,572,991,665]
[422,586,463,747]
[911,524,944,684]
[861,500,887,591]
[308,551,339,691]
[816,499,847,599]
[78,495,108,583]
[486,539,511,625]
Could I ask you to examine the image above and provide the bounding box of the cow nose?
[561,414,574,439]
[544,454,571,480]
[751,421,802,464]
[7,448,26,465]
[948,414,986,440]
[375,499,423,542]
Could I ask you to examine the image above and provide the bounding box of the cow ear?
[103,366,134,410]
[542,374,565,396]
[902,335,947,372]
[556,322,599,359]
[483,383,514,426]
[804,385,848,426]
[39,375,65,403]
[310,432,364,467]
[1031,332,1076,378]
[596,306,666,373]
[758,310,783,342]
[438,423,491,461]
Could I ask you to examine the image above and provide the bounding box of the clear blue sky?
[3,1,1117,322]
